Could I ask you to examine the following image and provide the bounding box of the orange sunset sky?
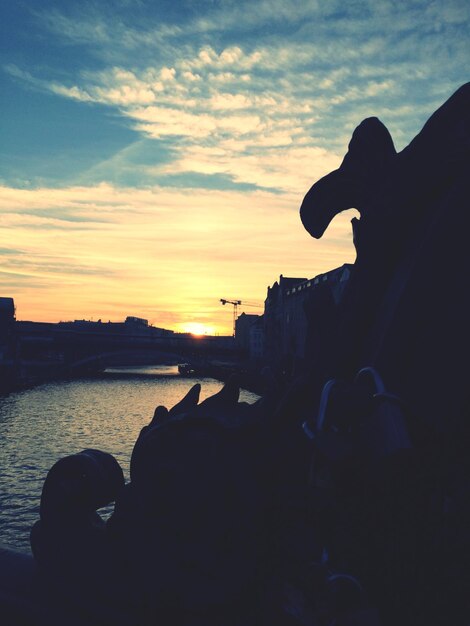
[1,1,468,334]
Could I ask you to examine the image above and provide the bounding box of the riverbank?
[176,360,270,396]
[1,357,270,397]
[0,351,111,395]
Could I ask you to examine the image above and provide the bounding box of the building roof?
[0,297,15,312]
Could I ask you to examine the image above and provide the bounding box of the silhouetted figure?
[30,449,126,607]
[114,381,273,625]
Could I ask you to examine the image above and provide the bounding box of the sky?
[0,0,468,334]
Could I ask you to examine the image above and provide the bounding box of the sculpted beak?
[300,117,396,239]
[300,169,359,239]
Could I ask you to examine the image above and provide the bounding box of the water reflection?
[105,364,181,376]
[0,366,259,552]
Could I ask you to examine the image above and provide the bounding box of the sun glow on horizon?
[180,322,216,336]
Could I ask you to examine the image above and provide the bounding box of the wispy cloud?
[0,247,23,255]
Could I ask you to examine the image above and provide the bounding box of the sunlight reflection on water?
[0,366,259,552]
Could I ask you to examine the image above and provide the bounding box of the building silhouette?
[261,265,352,373]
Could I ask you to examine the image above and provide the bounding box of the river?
[0,365,259,553]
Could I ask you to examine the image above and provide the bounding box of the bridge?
[15,320,239,375]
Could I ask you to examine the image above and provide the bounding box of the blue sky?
[0,0,468,331]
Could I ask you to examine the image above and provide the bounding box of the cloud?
[157,144,341,194]
[49,83,95,102]
[27,0,469,108]
[7,30,464,193]
[7,0,469,186]
[0,247,23,255]
[6,47,339,191]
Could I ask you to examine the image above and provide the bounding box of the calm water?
[0,366,259,552]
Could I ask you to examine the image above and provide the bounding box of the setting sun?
[180,322,216,336]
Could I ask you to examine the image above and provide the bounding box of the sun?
[181,322,215,336]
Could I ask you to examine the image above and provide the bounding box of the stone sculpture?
[297,81,470,625]
[300,82,469,436]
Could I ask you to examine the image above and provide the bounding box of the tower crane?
[220,299,262,336]
[220,299,241,337]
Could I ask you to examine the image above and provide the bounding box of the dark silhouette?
[30,449,124,580]
[291,81,470,625]
[109,380,267,624]
[300,82,469,437]
[0,83,469,625]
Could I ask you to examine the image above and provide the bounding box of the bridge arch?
[69,349,204,372]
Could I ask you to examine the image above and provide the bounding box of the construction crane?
[220,299,262,336]
[220,299,241,337]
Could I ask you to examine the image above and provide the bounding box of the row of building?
[235,264,352,372]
